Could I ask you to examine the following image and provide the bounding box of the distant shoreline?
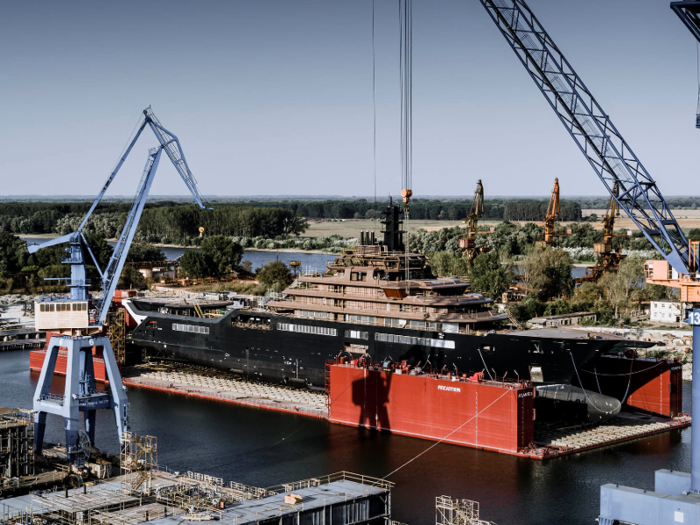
[19,234,338,256]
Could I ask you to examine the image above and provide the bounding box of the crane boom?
[29,107,210,329]
[95,148,162,325]
[480,0,690,274]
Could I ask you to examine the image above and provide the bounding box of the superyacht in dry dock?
[125,204,645,389]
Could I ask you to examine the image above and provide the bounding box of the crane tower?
[30,107,209,463]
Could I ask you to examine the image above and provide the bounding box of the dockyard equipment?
[459,180,493,263]
[536,178,566,248]
[28,107,210,463]
[480,0,690,281]
[477,0,700,519]
[576,182,626,284]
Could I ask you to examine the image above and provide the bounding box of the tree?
[179,250,207,279]
[469,251,512,299]
[84,233,114,268]
[126,242,165,263]
[520,247,573,301]
[119,266,145,289]
[598,255,646,319]
[200,236,243,278]
[256,260,293,291]
[428,252,468,278]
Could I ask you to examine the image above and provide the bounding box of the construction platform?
[29,352,328,418]
[0,471,393,525]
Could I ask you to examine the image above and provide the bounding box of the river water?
[0,350,691,524]
[20,237,336,275]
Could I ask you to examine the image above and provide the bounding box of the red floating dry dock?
[327,362,691,460]
[328,363,535,455]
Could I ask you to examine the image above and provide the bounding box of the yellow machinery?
[576,182,626,284]
[536,178,571,248]
[459,180,493,263]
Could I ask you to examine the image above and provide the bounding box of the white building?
[650,300,682,323]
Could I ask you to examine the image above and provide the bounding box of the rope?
[579,359,666,377]
[372,0,378,214]
[383,387,512,479]
[568,351,633,415]
[111,113,145,175]
[399,0,412,198]
[477,348,494,380]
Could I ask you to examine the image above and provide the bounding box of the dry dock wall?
[328,364,535,454]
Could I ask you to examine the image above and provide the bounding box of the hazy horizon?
[1,0,697,199]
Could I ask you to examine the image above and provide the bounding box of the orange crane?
[459,180,493,263]
[536,178,563,248]
[576,182,626,284]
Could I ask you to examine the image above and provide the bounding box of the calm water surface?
[20,237,335,274]
[0,351,691,524]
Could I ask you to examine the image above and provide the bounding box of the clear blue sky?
[0,0,697,198]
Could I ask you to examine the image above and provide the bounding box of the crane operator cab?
[35,299,91,333]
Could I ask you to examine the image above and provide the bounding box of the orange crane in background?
[459,180,494,263]
[576,182,627,284]
[536,178,570,248]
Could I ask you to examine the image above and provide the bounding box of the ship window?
[408,321,426,331]
[172,323,210,335]
[344,330,369,340]
[277,323,337,337]
[375,332,455,349]
[348,314,376,326]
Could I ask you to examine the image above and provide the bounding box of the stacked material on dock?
[123,364,327,417]
[0,408,34,488]
[0,471,393,525]
[535,412,691,454]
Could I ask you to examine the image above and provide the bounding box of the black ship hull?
[124,301,640,387]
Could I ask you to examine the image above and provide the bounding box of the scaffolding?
[120,433,157,496]
[106,308,126,365]
[0,408,35,482]
[436,495,495,525]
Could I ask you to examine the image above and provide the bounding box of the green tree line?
[0,202,307,245]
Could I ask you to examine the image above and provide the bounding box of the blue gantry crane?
[30,107,210,464]
[478,1,699,523]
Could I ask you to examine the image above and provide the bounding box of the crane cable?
[399,0,412,284]
[372,0,378,216]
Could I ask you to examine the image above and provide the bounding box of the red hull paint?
[30,332,110,383]
[329,364,535,454]
[626,362,683,417]
[576,356,683,417]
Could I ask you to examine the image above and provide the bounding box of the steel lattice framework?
[480,0,690,274]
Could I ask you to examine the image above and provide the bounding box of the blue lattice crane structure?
[478,1,700,522]
[672,1,700,128]
[30,107,210,464]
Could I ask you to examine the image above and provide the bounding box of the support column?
[101,336,129,444]
[33,337,61,453]
[63,338,81,459]
[692,320,700,492]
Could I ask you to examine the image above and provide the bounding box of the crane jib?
[480,0,690,275]
[29,107,211,328]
